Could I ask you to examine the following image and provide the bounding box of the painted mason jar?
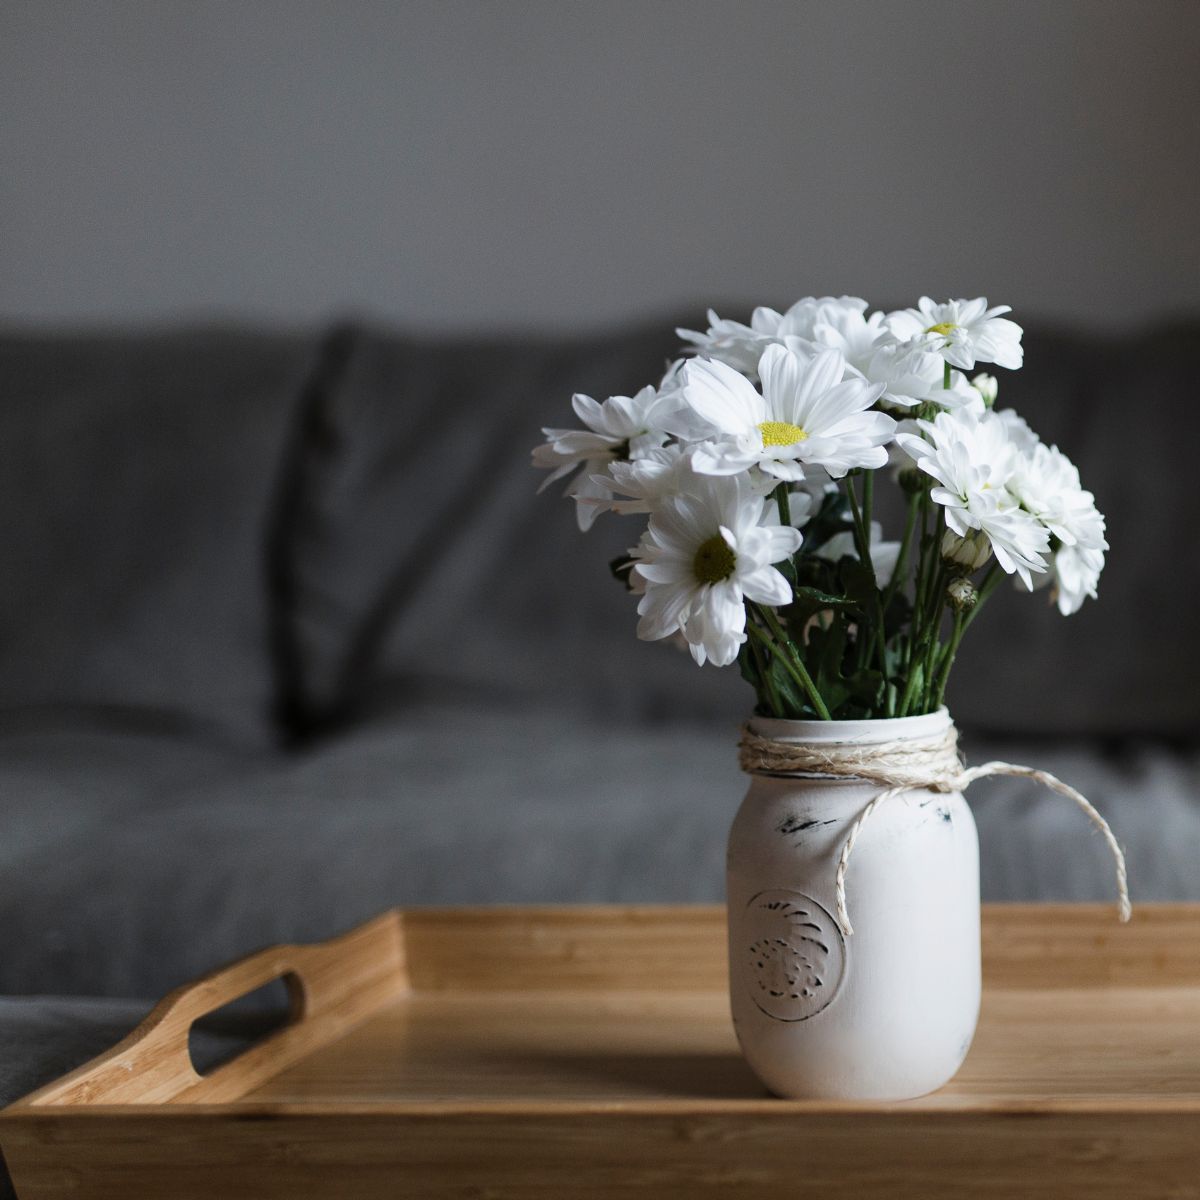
[726,708,980,1100]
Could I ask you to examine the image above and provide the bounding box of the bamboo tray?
[3,905,1199,1199]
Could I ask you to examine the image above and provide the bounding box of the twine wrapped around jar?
[739,721,1131,937]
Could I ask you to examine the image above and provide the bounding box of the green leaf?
[798,490,855,551]
[838,558,878,605]
[787,584,859,618]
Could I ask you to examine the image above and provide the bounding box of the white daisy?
[808,304,890,366]
[531,379,676,530]
[677,296,869,378]
[856,340,981,412]
[896,409,1049,587]
[678,344,894,482]
[993,406,1039,452]
[631,471,802,667]
[1008,440,1108,613]
[887,297,1024,371]
[1009,442,1106,551]
[1045,542,1106,615]
[589,443,692,517]
[971,373,999,408]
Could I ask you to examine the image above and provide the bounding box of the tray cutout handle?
[18,910,406,1109]
[187,971,302,1077]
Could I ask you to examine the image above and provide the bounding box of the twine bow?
[739,723,1131,938]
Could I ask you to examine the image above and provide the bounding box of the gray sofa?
[1,317,1198,1190]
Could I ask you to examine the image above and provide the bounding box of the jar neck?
[747,708,952,748]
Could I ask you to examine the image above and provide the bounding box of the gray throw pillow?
[0,327,319,744]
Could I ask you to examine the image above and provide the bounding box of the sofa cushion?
[0,327,319,745]
[1,706,1193,1000]
[945,321,1200,736]
[282,318,1200,740]
[279,318,750,733]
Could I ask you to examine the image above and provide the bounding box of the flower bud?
[971,373,998,409]
[947,577,979,612]
[899,467,926,495]
[941,528,992,572]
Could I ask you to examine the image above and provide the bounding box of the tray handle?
[21,909,406,1109]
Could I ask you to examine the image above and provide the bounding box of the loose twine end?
[739,725,1131,939]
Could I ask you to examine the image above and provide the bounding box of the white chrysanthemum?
[887,297,1024,371]
[808,304,889,365]
[971,373,999,408]
[678,344,893,482]
[1045,542,1106,616]
[896,409,1049,587]
[804,304,981,413]
[1009,442,1105,551]
[631,471,802,667]
[857,341,981,411]
[817,522,901,586]
[677,296,869,378]
[1008,441,1108,614]
[993,407,1039,453]
[531,379,676,530]
[590,443,691,516]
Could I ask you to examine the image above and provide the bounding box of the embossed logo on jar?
[743,890,846,1022]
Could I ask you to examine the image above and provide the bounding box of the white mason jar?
[726,708,980,1100]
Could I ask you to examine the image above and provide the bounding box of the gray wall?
[2,1,1198,332]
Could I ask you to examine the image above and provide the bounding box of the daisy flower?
[631,471,802,667]
[887,297,1024,371]
[589,443,693,517]
[1044,542,1106,616]
[531,376,677,530]
[856,341,982,412]
[896,409,1050,587]
[971,373,999,408]
[808,304,890,365]
[1008,441,1108,613]
[678,344,894,482]
[677,296,869,378]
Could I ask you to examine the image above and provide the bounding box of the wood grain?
[12,909,405,1109]
[3,904,1198,1199]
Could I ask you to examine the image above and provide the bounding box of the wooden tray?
[3,904,1199,1199]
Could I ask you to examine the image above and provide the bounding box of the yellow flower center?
[758,420,808,447]
[693,535,737,584]
[925,321,958,337]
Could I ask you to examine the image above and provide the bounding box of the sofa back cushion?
[0,328,318,744]
[280,321,754,730]
[282,317,1200,741]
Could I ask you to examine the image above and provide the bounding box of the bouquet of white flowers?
[533,295,1108,721]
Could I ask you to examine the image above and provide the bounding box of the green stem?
[845,475,889,676]
[897,657,925,717]
[773,481,791,528]
[929,562,1004,710]
[881,491,920,612]
[919,562,950,711]
[902,493,935,688]
[751,605,832,720]
[959,562,1004,634]
[933,608,966,709]
[771,482,797,587]
[845,474,872,568]
[747,624,784,717]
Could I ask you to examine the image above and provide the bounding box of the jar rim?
[747,707,951,746]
